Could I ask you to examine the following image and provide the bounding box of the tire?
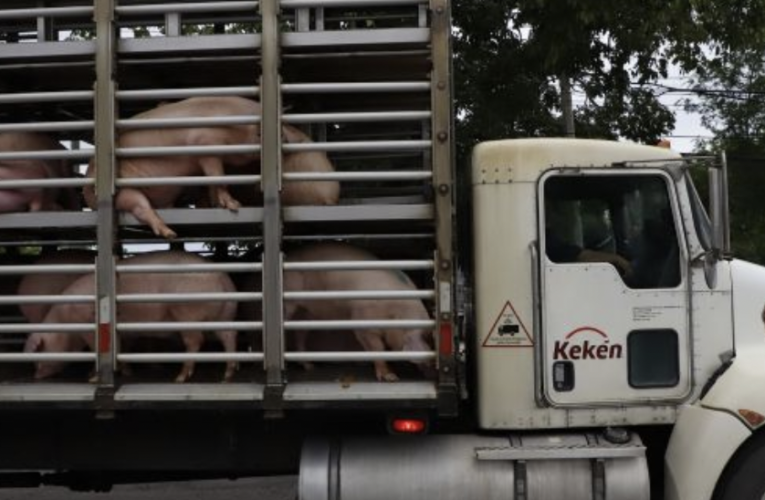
[714,433,765,499]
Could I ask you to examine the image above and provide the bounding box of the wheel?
[714,433,765,499]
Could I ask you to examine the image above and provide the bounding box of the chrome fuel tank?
[300,432,649,500]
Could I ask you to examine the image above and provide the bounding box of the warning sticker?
[482,301,533,348]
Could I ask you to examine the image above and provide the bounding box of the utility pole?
[560,75,575,137]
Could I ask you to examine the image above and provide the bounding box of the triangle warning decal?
[482,300,533,348]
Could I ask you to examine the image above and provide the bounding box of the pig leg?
[116,188,177,239]
[199,157,241,211]
[285,303,314,371]
[214,329,238,382]
[354,330,398,382]
[293,329,315,372]
[176,330,204,383]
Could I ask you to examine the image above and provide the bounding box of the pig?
[0,132,80,213]
[23,250,238,383]
[283,243,433,382]
[16,249,96,325]
[200,123,340,209]
[83,96,263,240]
[269,123,339,206]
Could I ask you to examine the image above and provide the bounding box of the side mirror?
[708,151,730,259]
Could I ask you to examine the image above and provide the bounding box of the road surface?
[2,477,297,500]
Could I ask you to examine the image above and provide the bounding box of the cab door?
[539,169,691,406]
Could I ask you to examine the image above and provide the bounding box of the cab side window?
[544,175,681,289]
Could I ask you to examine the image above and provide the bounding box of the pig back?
[116,251,237,324]
[117,96,261,150]
[284,243,429,321]
[17,249,96,324]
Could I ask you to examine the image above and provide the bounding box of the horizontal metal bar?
[0,150,93,161]
[282,82,430,93]
[118,87,259,100]
[118,115,261,130]
[117,352,264,363]
[0,41,94,61]
[0,264,94,275]
[119,33,260,55]
[284,319,435,330]
[284,171,432,181]
[284,351,435,362]
[474,446,646,461]
[116,262,262,273]
[0,295,92,305]
[283,140,431,153]
[116,1,259,16]
[284,290,434,300]
[282,0,423,5]
[117,322,262,332]
[0,353,95,363]
[284,204,433,222]
[0,324,92,333]
[0,91,93,104]
[284,111,430,123]
[117,292,262,303]
[116,144,260,157]
[0,6,93,20]
[0,121,93,133]
[284,260,433,271]
[0,178,94,189]
[116,175,260,188]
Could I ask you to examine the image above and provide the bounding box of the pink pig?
[83,96,262,239]
[0,132,79,213]
[16,249,96,325]
[24,251,238,383]
[205,122,340,208]
[283,243,433,382]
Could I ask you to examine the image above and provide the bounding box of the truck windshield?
[684,171,713,251]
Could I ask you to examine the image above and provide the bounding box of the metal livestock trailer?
[0,0,457,485]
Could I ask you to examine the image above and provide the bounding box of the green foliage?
[451,0,765,169]
[684,20,765,263]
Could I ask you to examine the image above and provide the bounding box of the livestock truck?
[0,1,760,499]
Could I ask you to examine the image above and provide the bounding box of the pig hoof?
[221,366,237,383]
[378,372,399,382]
[160,228,178,240]
[222,198,241,212]
[301,362,315,372]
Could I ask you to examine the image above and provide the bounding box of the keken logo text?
[553,327,623,360]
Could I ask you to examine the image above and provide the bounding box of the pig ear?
[24,334,43,353]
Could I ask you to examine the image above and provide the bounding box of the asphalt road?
[1,477,297,500]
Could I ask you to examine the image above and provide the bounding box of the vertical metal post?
[316,7,324,31]
[296,7,310,32]
[36,1,49,42]
[260,0,285,412]
[429,0,457,416]
[165,12,181,37]
[93,0,118,396]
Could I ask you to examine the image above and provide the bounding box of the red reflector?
[439,322,453,355]
[98,323,111,354]
[392,418,426,434]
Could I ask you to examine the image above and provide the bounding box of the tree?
[451,0,765,166]
[686,47,765,263]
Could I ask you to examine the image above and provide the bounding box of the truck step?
[475,433,645,461]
